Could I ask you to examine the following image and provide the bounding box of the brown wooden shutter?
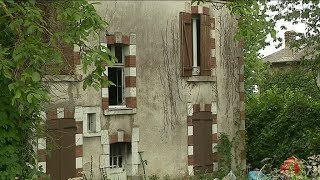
[180,12,192,77]
[200,14,211,76]
[193,114,214,174]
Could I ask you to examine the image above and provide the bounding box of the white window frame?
[87,113,96,132]
[83,107,101,137]
[192,15,200,76]
[109,46,126,108]
[109,143,129,169]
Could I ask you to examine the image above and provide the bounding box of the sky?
[258,1,307,57]
[259,21,306,57]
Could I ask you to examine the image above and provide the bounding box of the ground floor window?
[110,142,131,168]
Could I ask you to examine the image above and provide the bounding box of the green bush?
[246,67,320,168]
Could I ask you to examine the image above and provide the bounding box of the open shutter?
[180,12,192,77]
[200,14,211,76]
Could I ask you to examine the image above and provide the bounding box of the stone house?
[263,31,320,86]
[263,31,305,70]
[36,1,245,179]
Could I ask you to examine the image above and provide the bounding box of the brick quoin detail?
[122,35,130,45]
[76,121,83,134]
[102,33,137,111]
[126,97,137,108]
[212,152,218,162]
[109,134,132,144]
[46,111,57,120]
[39,107,83,177]
[210,57,217,68]
[76,168,83,177]
[203,7,209,15]
[187,103,217,171]
[187,116,193,126]
[76,145,83,157]
[125,56,136,67]
[193,104,200,113]
[212,133,218,143]
[64,109,74,118]
[188,155,194,165]
[211,38,216,49]
[205,104,212,112]
[210,18,215,29]
[125,76,136,87]
[106,34,130,45]
[106,35,115,45]
[191,6,209,15]
[240,111,245,121]
[37,149,46,162]
[188,136,193,146]
[191,6,198,14]
[102,97,109,110]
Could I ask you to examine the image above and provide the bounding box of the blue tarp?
[248,171,267,180]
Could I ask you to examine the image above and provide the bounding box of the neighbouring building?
[37,1,245,179]
[263,31,320,86]
[263,31,304,70]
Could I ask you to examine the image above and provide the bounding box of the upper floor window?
[87,113,96,132]
[108,45,125,106]
[180,11,211,76]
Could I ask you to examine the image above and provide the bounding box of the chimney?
[284,31,295,57]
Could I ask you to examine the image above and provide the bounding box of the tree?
[200,0,320,168]
[246,67,320,167]
[0,0,113,178]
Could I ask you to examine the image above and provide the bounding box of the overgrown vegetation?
[216,133,232,178]
[224,0,320,171]
[247,66,320,168]
[0,0,112,178]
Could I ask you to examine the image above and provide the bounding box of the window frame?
[83,107,101,137]
[192,15,201,76]
[87,113,96,132]
[180,11,211,77]
[108,45,126,108]
[109,143,130,169]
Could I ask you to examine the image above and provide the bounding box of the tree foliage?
[219,0,320,169]
[0,0,112,178]
[246,68,320,167]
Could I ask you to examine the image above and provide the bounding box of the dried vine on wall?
[158,20,184,136]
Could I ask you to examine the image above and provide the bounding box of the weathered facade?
[37,1,245,179]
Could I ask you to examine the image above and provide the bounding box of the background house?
[263,31,304,69]
[37,1,245,179]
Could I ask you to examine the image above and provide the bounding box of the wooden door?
[193,112,213,174]
[47,118,76,180]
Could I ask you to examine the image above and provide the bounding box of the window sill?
[104,107,136,116]
[186,76,217,82]
[83,131,101,138]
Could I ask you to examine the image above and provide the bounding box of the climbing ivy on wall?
[0,0,112,178]
[216,133,232,178]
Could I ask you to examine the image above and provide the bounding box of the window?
[83,107,101,137]
[108,45,125,106]
[109,143,131,168]
[192,15,201,75]
[87,113,96,132]
[180,12,211,77]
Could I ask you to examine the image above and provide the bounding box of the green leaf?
[27,93,33,103]
[14,90,21,100]
[31,72,41,82]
